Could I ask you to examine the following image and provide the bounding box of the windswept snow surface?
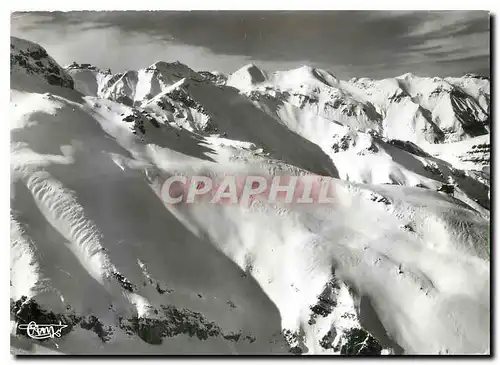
[10,37,490,355]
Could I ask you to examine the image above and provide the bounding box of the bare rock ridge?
[11,37,74,89]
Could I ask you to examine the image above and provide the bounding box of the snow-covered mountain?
[227,64,489,144]
[11,37,490,355]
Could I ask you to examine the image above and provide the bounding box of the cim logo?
[18,321,68,340]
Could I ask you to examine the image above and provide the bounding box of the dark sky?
[11,11,490,79]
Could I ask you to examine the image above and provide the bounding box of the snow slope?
[10,37,490,355]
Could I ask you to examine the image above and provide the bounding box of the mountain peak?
[65,61,111,74]
[146,60,192,71]
[399,72,416,79]
[227,63,268,89]
[464,72,490,80]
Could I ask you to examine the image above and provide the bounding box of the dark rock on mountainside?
[11,38,74,89]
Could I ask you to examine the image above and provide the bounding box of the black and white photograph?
[9,8,491,356]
